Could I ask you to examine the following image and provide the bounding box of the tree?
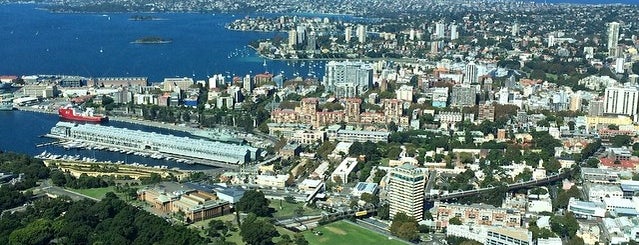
[554,186,581,209]
[293,233,309,245]
[208,219,228,238]
[448,216,462,225]
[360,193,380,205]
[390,212,420,241]
[610,135,632,147]
[240,214,280,245]
[377,203,390,220]
[236,190,271,217]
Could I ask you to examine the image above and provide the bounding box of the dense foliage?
[1,193,207,245]
[236,190,272,217]
[390,212,420,241]
[0,152,50,210]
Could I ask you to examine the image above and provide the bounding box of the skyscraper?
[356,25,367,44]
[511,23,519,37]
[607,22,620,56]
[547,34,555,48]
[389,164,426,222]
[463,62,478,84]
[307,31,317,51]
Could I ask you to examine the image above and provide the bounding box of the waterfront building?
[604,84,639,117]
[389,164,426,222]
[50,122,257,165]
[19,84,57,98]
[242,74,253,93]
[607,22,620,56]
[91,77,148,88]
[323,61,373,98]
[163,77,194,92]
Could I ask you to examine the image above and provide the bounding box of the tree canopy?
[236,190,272,217]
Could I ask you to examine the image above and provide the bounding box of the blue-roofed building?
[621,180,639,199]
[567,198,606,219]
[212,184,245,204]
[351,182,378,197]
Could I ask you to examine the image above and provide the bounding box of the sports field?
[302,220,406,245]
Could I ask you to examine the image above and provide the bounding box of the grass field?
[269,200,322,219]
[70,186,116,199]
[302,220,406,245]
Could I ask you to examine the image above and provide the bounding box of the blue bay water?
[0,4,324,82]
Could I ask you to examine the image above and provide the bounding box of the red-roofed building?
[0,75,18,83]
[599,157,638,169]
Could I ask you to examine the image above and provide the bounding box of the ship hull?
[58,108,108,123]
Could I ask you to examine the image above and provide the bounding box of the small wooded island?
[129,15,162,21]
[131,37,173,44]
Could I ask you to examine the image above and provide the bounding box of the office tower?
[288,30,297,48]
[356,25,366,43]
[463,62,478,84]
[608,22,620,56]
[389,164,425,222]
[604,84,639,116]
[345,26,352,43]
[323,61,373,98]
[450,24,458,40]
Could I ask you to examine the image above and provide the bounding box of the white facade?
[464,62,478,84]
[604,85,639,117]
[330,157,359,184]
[323,61,373,98]
[396,85,414,102]
[389,164,425,222]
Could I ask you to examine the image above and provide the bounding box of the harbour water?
[0,4,326,82]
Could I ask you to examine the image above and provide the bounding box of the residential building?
[464,62,478,84]
[332,129,390,143]
[486,227,533,245]
[450,85,476,107]
[396,85,414,102]
[389,164,426,222]
[586,183,623,202]
[433,203,523,229]
[604,84,639,117]
[344,98,361,123]
[323,61,373,98]
[607,22,620,56]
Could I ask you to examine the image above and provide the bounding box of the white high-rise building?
[435,22,446,39]
[208,74,224,89]
[608,22,620,56]
[604,84,639,117]
[464,62,478,84]
[356,25,367,43]
[344,26,352,43]
[450,24,459,40]
[389,164,426,222]
[409,29,416,41]
[242,75,253,93]
[296,26,306,45]
[288,30,297,48]
[615,57,625,74]
[322,61,373,98]
[511,23,519,37]
[548,35,555,48]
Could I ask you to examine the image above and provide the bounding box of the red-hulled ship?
[58,105,108,123]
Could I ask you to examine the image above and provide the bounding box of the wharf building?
[389,164,426,222]
[90,77,148,88]
[50,122,258,165]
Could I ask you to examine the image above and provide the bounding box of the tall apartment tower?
[389,164,426,222]
[450,24,459,40]
[607,22,620,57]
[356,24,367,44]
[511,23,519,37]
[435,22,446,39]
[463,62,478,84]
[288,30,297,48]
[345,26,352,43]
